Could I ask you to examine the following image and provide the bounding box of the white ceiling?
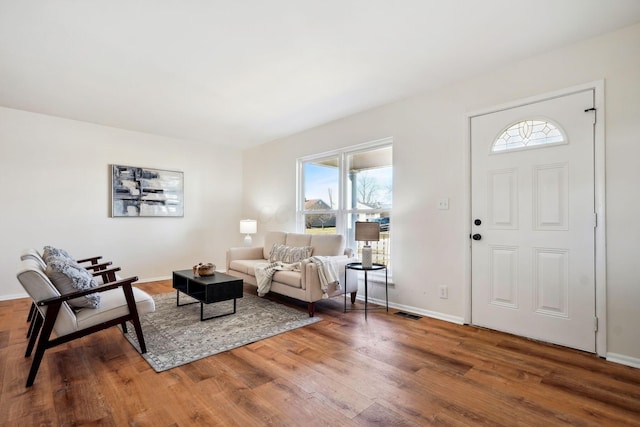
[2,1,640,149]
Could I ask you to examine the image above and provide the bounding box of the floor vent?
[394,311,422,320]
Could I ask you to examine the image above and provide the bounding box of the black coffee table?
[172,269,243,321]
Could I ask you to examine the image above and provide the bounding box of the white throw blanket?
[255,256,340,298]
[308,256,340,298]
[255,261,300,296]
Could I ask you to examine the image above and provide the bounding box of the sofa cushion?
[263,231,287,259]
[272,270,302,288]
[285,233,312,248]
[229,259,265,275]
[269,244,313,263]
[45,257,100,308]
[310,234,345,256]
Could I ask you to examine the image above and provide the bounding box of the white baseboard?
[0,292,28,301]
[137,275,172,284]
[607,352,640,369]
[355,295,465,325]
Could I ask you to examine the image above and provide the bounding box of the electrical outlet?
[439,285,448,299]
[437,198,449,210]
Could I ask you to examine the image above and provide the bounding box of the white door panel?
[471,90,596,352]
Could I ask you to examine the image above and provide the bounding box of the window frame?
[297,137,393,274]
[491,118,567,154]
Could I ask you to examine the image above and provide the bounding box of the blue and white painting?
[111,164,184,217]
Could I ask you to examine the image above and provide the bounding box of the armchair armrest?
[37,276,138,307]
[91,266,122,283]
[76,256,103,265]
[84,261,112,271]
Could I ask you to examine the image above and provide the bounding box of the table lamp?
[240,219,257,247]
[355,221,380,268]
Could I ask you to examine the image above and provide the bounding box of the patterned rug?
[123,292,321,372]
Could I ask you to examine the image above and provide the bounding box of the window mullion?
[337,152,347,236]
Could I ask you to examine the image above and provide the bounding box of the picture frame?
[111,164,184,217]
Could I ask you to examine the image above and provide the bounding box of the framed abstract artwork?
[111,164,184,217]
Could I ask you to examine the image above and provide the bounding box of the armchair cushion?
[45,257,100,308]
[74,287,154,333]
[19,259,61,303]
[21,248,47,269]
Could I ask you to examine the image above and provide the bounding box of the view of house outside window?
[298,139,393,270]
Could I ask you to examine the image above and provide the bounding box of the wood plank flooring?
[1,280,639,426]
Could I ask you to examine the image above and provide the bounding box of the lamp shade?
[239,219,257,234]
[355,221,380,242]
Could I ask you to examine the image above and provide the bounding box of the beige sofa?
[226,231,358,316]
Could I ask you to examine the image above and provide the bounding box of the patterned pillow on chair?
[42,245,74,263]
[45,257,100,308]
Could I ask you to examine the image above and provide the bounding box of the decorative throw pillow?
[269,244,313,263]
[45,257,100,308]
[42,245,74,263]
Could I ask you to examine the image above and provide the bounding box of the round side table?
[344,262,388,319]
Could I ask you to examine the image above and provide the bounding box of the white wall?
[242,23,640,363]
[0,107,244,298]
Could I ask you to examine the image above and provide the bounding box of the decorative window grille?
[493,120,565,153]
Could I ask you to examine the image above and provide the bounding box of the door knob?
[472,233,482,241]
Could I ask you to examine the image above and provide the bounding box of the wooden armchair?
[16,259,155,387]
[20,248,122,337]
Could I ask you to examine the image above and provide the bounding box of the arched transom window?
[492,119,565,153]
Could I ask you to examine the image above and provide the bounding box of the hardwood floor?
[1,280,639,426]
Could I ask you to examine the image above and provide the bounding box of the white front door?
[470,90,596,352]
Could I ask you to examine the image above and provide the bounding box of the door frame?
[463,80,607,356]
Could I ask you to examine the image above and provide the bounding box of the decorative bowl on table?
[193,262,216,276]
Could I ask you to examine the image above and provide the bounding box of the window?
[302,156,339,232]
[492,119,565,153]
[298,138,393,270]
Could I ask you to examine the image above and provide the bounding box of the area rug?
[123,292,321,372]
